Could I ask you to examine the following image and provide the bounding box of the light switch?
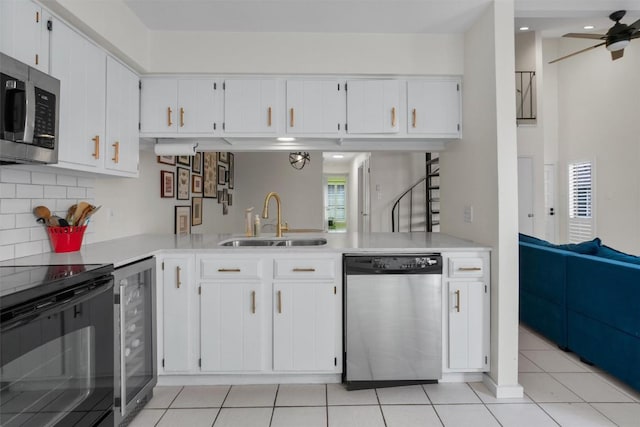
[464,205,473,223]
[375,184,381,191]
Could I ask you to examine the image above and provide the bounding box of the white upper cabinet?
[286,80,342,134]
[223,79,278,134]
[50,18,106,170]
[105,57,140,175]
[0,0,49,72]
[140,78,219,135]
[346,80,400,134]
[407,79,461,137]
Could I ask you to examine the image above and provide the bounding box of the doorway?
[518,157,534,235]
[324,175,347,232]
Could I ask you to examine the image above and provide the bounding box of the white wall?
[553,39,640,254]
[440,0,521,396]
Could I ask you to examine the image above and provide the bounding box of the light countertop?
[1,232,490,268]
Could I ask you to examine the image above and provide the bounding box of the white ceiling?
[123,0,640,36]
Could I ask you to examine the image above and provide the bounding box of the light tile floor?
[130,325,640,426]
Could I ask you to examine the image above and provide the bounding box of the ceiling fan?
[549,10,640,64]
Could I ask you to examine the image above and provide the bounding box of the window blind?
[568,161,593,242]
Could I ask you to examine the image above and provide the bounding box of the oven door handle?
[1,276,114,332]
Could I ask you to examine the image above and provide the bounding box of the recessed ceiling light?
[519,26,529,31]
[332,154,344,159]
[583,25,595,30]
[277,137,296,142]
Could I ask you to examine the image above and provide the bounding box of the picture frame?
[222,202,228,215]
[160,170,175,198]
[223,188,228,203]
[174,206,191,234]
[217,164,226,186]
[217,189,224,203]
[192,175,203,194]
[157,155,176,165]
[177,155,191,166]
[192,197,203,226]
[192,152,202,174]
[177,167,190,200]
[227,193,233,206]
[228,153,234,189]
[203,152,217,199]
[218,151,228,164]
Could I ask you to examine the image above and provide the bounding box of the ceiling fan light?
[606,39,629,51]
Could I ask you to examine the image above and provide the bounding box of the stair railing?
[391,176,427,232]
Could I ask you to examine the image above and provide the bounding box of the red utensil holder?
[47,225,87,253]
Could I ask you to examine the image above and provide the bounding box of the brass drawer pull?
[292,268,316,272]
[455,289,460,312]
[217,268,241,272]
[176,266,181,288]
[458,267,482,271]
[112,141,119,163]
[167,107,173,126]
[92,135,100,159]
[391,107,396,127]
[180,107,185,127]
[268,107,272,127]
[277,290,282,314]
[290,108,295,127]
[251,290,256,314]
[412,108,417,128]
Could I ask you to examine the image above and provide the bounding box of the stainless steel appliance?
[113,257,156,426]
[0,264,115,426]
[0,52,59,165]
[343,254,443,389]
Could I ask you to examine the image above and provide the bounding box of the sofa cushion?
[595,245,640,265]
[519,233,553,246]
[553,238,601,255]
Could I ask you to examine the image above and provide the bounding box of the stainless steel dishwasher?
[343,254,442,389]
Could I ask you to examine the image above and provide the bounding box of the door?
[448,281,484,369]
[178,79,218,134]
[407,79,460,136]
[518,157,534,235]
[200,281,265,371]
[346,80,399,134]
[224,79,278,133]
[544,163,557,242]
[357,159,370,234]
[286,80,340,134]
[0,0,46,71]
[140,78,178,134]
[273,282,335,371]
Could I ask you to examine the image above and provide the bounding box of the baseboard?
[482,373,524,398]
[158,373,342,386]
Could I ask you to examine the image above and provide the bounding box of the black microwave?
[0,52,59,165]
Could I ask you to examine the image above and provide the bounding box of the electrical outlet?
[464,205,473,223]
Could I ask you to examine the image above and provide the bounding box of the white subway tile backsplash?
[1,199,31,214]
[14,240,46,258]
[0,168,31,184]
[30,199,56,211]
[0,214,16,230]
[55,199,75,212]
[0,183,16,198]
[30,226,48,241]
[56,174,77,187]
[15,213,36,228]
[44,185,67,199]
[85,188,96,199]
[0,228,31,245]
[77,177,95,188]
[0,245,15,261]
[16,184,44,199]
[67,187,86,199]
[31,171,56,185]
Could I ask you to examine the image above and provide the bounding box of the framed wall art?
[160,170,174,198]
[228,153,234,189]
[192,197,203,226]
[227,193,233,206]
[192,175,203,194]
[174,206,191,234]
[203,152,217,198]
[218,151,228,164]
[158,155,176,165]
[217,164,226,185]
[192,152,202,174]
[177,167,190,200]
[177,155,191,166]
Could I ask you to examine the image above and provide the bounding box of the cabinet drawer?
[448,258,484,278]
[199,258,262,280]
[273,258,335,280]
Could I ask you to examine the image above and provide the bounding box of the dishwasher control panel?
[344,254,442,275]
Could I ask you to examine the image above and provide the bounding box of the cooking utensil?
[73,202,91,225]
[66,204,77,224]
[34,206,52,224]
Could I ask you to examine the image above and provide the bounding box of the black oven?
[0,264,115,427]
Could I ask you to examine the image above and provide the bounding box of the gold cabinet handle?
[176,266,181,288]
[458,267,482,271]
[167,107,173,127]
[268,107,272,127]
[251,290,256,314]
[180,107,185,127]
[277,290,282,314]
[92,135,100,159]
[292,268,316,272]
[412,108,417,128]
[290,108,295,127]
[36,11,40,22]
[217,268,241,272]
[391,107,396,127]
[35,54,39,65]
[112,141,119,163]
[455,289,460,312]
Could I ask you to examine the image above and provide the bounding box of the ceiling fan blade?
[548,42,606,64]
[631,32,640,39]
[628,18,640,30]
[611,49,624,60]
[562,32,606,40]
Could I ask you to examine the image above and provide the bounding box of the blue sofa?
[519,235,640,391]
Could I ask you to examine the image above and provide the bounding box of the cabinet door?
[161,257,195,372]
[407,79,461,136]
[346,80,399,134]
[200,281,265,371]
[178,79,218,134]
[0,0,46,71]
[448,281,484,369]
[50,20,106,168]
[105,57,139,175]
[273,281,336,371]
[286,80,340,134]
[140,79,178,134]
[223,79,277,133]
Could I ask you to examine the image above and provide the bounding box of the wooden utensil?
[33,206,51,224]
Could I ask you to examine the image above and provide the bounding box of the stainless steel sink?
[219,237,327,247]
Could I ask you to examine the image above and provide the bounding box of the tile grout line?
[153,386,184,427]
[268,384,280,427]
[373,388,388,427]
[325,384,329,427]
[210,385,233,426]
[421,384,446,427]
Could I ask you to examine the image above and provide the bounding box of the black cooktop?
[0,264,114,312]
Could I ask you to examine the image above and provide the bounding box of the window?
[568,161,593,242]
